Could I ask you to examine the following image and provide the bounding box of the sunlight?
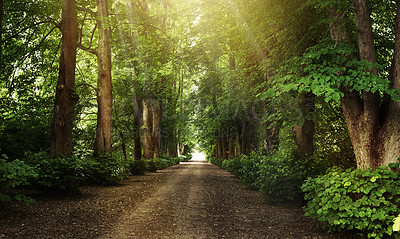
[192,150,206,161]
[180,149,207,164]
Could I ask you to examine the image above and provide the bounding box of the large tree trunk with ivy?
[94,0,112,157]
[50,0,78,158]
[329,2,400,169]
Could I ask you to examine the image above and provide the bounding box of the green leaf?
[393,215,400,232]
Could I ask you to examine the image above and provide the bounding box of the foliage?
[302,163,400,238]
[129,155,191,175]
[262,39,399,103]
[314,98,356,169]
[24,152,80,192]
[212,148,324,202]
[207,157,224,168]
[77,154,130,185]
[0,155,37,204]
[394,214,400,233]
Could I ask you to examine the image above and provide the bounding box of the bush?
[129,159,147,175]
[207,157,224,167]
[301,165,400,239]
[24,152,80,192]
[258,150,322,202]
[213,150,323,202]
[130,156,190,175]
[78,154,129,185]
[0,155,36,204]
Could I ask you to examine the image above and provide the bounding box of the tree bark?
[94,0,112,157]
[380,1,400,166]
[329,2,400,168]
[142,99,154,159]
[142,99,161,159]
[153,100,161,158]
[133,97,142,161]
[293,92,315,157]
[50,0,78,158]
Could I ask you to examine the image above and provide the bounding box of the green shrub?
[258,150,321,202]
[238,153,263,190]
[207,157,224,167]
[222,157,242,177]
[0,155,36,204]
[211,150,322,202]
[24,152,79,191]
[78,154,129,185]
[301,166,400,239]
[130,156,187,175]
[129,159,146,175]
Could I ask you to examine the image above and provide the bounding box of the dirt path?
[1,159,356,239]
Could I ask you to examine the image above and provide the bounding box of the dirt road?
[100,159,347,239]
[1,158,354,238]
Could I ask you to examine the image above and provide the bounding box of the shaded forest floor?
[0,159,361,238]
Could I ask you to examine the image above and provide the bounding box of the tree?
[50,0,79,158]
[329,0,400,169]
[93,0,112,156]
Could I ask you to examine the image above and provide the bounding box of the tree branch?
[15,26,58,70]
[77,6,97,18]
[78,42,98,56]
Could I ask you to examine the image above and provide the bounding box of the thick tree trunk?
[381,1,400,166]
[94,0,112,156]
[165,128,178,157]
[228,140,235,159]
[153,100,162,158]
[133,97,142,160]
[236,134,242,156]
[142,99,154,159]
[329,2,400,169]
[49,0,80,196]
[293,92,315,157]
[142,99,161,159]
[241,121,247,155]
[50,0,78,158]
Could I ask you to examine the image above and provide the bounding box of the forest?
[1,0,400,238]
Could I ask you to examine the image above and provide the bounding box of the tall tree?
[50,0,79,158]
[328,0,400,169]
[93,0,112,156]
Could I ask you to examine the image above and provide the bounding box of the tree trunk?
[329,2,400,169]
[50,0,78,158]
[293,92,315,157]
[142,99,154,159]
[49,0,80,196]
[236,134,242,156]
[165,128,178,157]
[228,140,235,159]
[153,100,161,158]
[94,0,112,157]
[241,121,247,155]
[381,1,400,166]
[142,99,161,159]
[133,96,142,160]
